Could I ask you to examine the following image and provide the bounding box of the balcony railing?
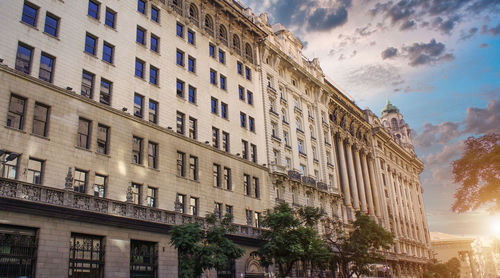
[302,176,316,187]
[288,170,301,181]
[317,182,328,192]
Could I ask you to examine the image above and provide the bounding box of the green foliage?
[169,213,245,278]
[426,257,461,278]
[452,133,500,213]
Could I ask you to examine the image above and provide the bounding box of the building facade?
[0,0,430,277]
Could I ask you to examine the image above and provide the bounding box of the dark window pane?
[22,3,38,26]
[44,14,58,36]
[15,44,33,74]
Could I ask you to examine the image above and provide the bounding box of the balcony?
[288,170,301,181]
[269,109,279,117]
[302,176,316,187]
[317,182,328,192]
[267,85,276,93]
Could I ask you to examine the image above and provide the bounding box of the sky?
[240,0,500,237]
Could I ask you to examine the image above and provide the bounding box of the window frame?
[32,102,49,137]
[77,117,91,149]
[22,2,39,27]
[105,7,116,28]
[96,124,109,155]
[132,136,143,164]
[44,12,59,37]
[7,94,26,130]
[87,0,100,19]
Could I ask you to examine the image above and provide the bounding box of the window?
[211,97,218,114]
[286,157,291,169]
[219,50,225,64]
[0,152,18,179]
[188,86,196,103]
[249,117,255,132]
[209,43,215,58]
[149,65,158,85]
[176,79,185,98]
[296,118,303,131]
[188,117,197,139]
[244,174,251,196]
[81,70,94,98]
[148,142,158,169]
[105,8,116,28]
[94,174,106,197]
[130,240,158,278]
[251,144,257,163]
[189,197,198,216]
[88,0,100,19]
[149,100,158,124]
[226,205,233,216]
[176,49,184,66]
[253,177,260,198]
[299,164,307,175]
[239,86,245,101]
[134,93,144,117]
[213,164,221,187]
[151,6,159,22]
[32,102,49,137]
[188,56,196,73]
[221,103,228,119]
[237,61,243,75]
[137,0,146,14]
[135,58,144,78]
[132,136,143,164]
[15,43,33,74]
[271,122,278,138]
[84,33,97,55]
[102,42,114,63]
[210,69,217,85]
[176,22,184,38]
[77,118,91,149]
[254,212,261,228]
[188,30,195,45]
[212,127,219,148]
[224,167,231,190]
[100,79,112,105]
[298,139,304,154]
[283,130,289,146]
[69,233,104,277]
[0,225,36,277]
[312,146,318,160]
[247,91,253,105]
[240,112,246,128]
[189,155,198,180]
[73,169,87,193]
[136,26,145,45]
[220,75,227,90]
[150,34,159,52]
[27,158,43,184]
[22,2,38,26]
[176,111,185,134]
[242,140,248,159]
[176,194,185,213]
[147,187,157,207]
[245,66,251,80]
[131,183,141,204]
[273,149,280,165]
[96,124,109,155]
[177,152,185,177]
[44,13,59,37]
[215,203,223,219]
[246,209,252,225]
[7,94,26,130]
[222,132,230,152]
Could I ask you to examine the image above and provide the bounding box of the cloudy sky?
[241,0,500,237]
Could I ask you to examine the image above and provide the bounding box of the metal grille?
[69,233,104,278]
[0,225,37,278]
[130,240,158,278]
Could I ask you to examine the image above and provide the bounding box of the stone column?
[353,145,367,212]
[344,139,360,210]
[367,156,382,218]
[335,133,351,207]
[360,151,375,216]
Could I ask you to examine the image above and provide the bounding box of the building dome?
[381,100,399,115]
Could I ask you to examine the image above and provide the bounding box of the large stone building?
[0,0,431,277]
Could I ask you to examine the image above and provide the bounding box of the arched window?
[232,34,241,53]
[172,0,182,15]
[219,24,228,45]
[188,4,199,25]
[391,118,398,128]
[245,43,253,62]
[204,15,214,35]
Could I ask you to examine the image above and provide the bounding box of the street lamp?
[0,149,20,178]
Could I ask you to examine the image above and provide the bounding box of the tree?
[323,211,394,278]
[169,213,245,278]
[451,133,500,213]
[258,203,330,278]
[424,257,461,278]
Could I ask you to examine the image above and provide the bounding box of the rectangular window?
[188,56,196,73]
[219,50,225,64]
[189,197,198,216]
[151,6,159,22]
[81,70,94,98]
[211,97,218,114]
[189,155,198,181]
[249,117,255,132]
[69,233,104,277]
[131,183,142,204]
[244,174,251,196]
[209,43,215,58]
[254,212,261,228]
[242,140,248,159]
[15,43,33,74]
[7,94,26,130]
[226,205,233,216]
[176,194,185,213]
[88,0,100,19]
[73,169,87,193]
[215,203,222,219]
[213,164,221,187]
[105,8,116,28]
[212,127,219,148]
[253,177,260,198]
[148,141,158,169]
[137,0,146,14]
[38,53,55,83]
[176,49,184,66]
[247,91,253,105]
[188,117,197,140]
[240,112,246,128]
[130,240,158,278]
[220,75,227,90]
[221,102,228,119]
[94,174,106,197]
[222,131,230,152]
[176,79,185,98]
[283,131,289,146]
[77,118,91,149]
[102,42,114,63]
[188,30,195,45]
[176,22,184,38]
[27,158,43,185]
[245,67,251,80]
[151,34,159,52]
[22,2,38,26]
[239,86,245,101]
[176,111,185,135]
[149,65,158,85]
[237,61,243,75]
[135,58,144,78]
[251,144,257,163]
[224,167,231,190]
[134,93,144,117]
[96,124,109,155]
[132,136,143,164]
[136,26,145,45]
[298,139,304,154]
[85,33,97,55]
[44,13,59,37]
[177,151,185,177]
[210,69,217,85]
[100,79,112,105]
[188,86,196,103]
[147,187,157,207]
[1,153,18,179]
[149,100,158,124]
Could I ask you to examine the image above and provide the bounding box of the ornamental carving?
[21,184,41,201]
[73,195,91,210]
[134,207,147,219]
[0,181,17,198]
[45,189,63,205]
[94,199,109,213]
[148,209,162,222]
[112,202,127,216]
